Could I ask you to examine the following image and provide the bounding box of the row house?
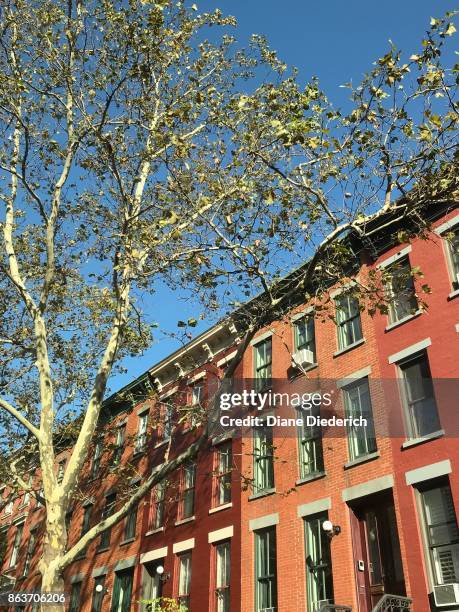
[0,201,458,612]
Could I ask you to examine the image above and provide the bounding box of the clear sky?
[110,0,458,393]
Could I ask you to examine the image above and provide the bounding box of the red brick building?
[0,202,458,612]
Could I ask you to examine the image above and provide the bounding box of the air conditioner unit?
[433,583,459,607]
[292,348,315,368]
[316,600,331,612]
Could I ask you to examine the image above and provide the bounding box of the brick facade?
[1,204,458,612]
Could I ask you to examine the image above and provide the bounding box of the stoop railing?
[371,594,412,611]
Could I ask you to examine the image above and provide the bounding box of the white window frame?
[435,215,459,292]
[135,412,148,453]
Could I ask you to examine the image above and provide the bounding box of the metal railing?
[371,594,412,611]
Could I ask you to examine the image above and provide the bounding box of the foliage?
[0,0,457,598]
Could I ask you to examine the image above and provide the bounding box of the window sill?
[120,537,135,546]
[132,448,146,458]
[208,502,232,515]
[145,526,164,536]
[402,429,445,449]
[385,310,422,331]
[248,487,276,501]
[344,451,380,470]
[290,363,319,379]
[295,471,326,486]
[448,288,459,300]
[333,338,365,358]
[96,546,110,554]
[175,516,195,526]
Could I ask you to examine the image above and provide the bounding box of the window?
[91,439,103,479]
[135,412,148,453]
[191,384,203,406]
[57,459,66,484]
[22,528,36,576]
[254,338,272,391]
[343,378,377,461]
[215,541,231,612]
[149,481,166,531]
[420,481,459,585]
[304,513,334,612]
[0,527,8,565]
[385,257,418,323]
[298,406,324,479]
[69,581,82,612]
[22,478,31,506]
[91,576,105,612]
[81,503,93,537]
[99,493,116,550]
[293,315,316,363]
[10,523,23,567]
[177,552,192,610]
[162,403,174,441]
[444,226,459,290]
[180,464,196,520]
[215,442,232,506]
[113,424,126,465]
[123,504,138,541]
[110,568,134,612]
[253,427,274,493]
[77,502,93,559]
[255,527,277,612]
[399,352,440,439]
[335,293,363,350]
[4,499,13,515]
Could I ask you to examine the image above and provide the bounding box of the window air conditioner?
[433,583,459,607]
[292,348,314,368]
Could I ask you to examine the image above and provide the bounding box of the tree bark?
[38,502,66,612]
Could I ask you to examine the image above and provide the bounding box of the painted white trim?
[388,338,432,364]
[249,513,279,531]
[92,566,108,578]
[136,405,149,416]
[336,366,372,388]
[217,350,237,367]
[297,497,331,518]
[434,214,459,235]
[456,323,459,333]
[377,245,412,269]
[172,538,195,554]
[250,330,273,346]
[140,546,168,564]
[159,386,178,400]
[291,307,314,322]
[114,556,136,571]
[209,502,233,514]
[405,460,452,485]
[208,525,234,543]
[330,280,358,299]
[187,371,206,384]
[342,475,394,502]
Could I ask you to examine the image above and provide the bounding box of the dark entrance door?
[351,492,406,611]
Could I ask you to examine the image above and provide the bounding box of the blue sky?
[111,0,458,393]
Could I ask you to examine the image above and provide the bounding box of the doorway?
[350,491,406,612]
[141,561,163,611]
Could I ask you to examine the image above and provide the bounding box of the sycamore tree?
[0,0,457,605]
